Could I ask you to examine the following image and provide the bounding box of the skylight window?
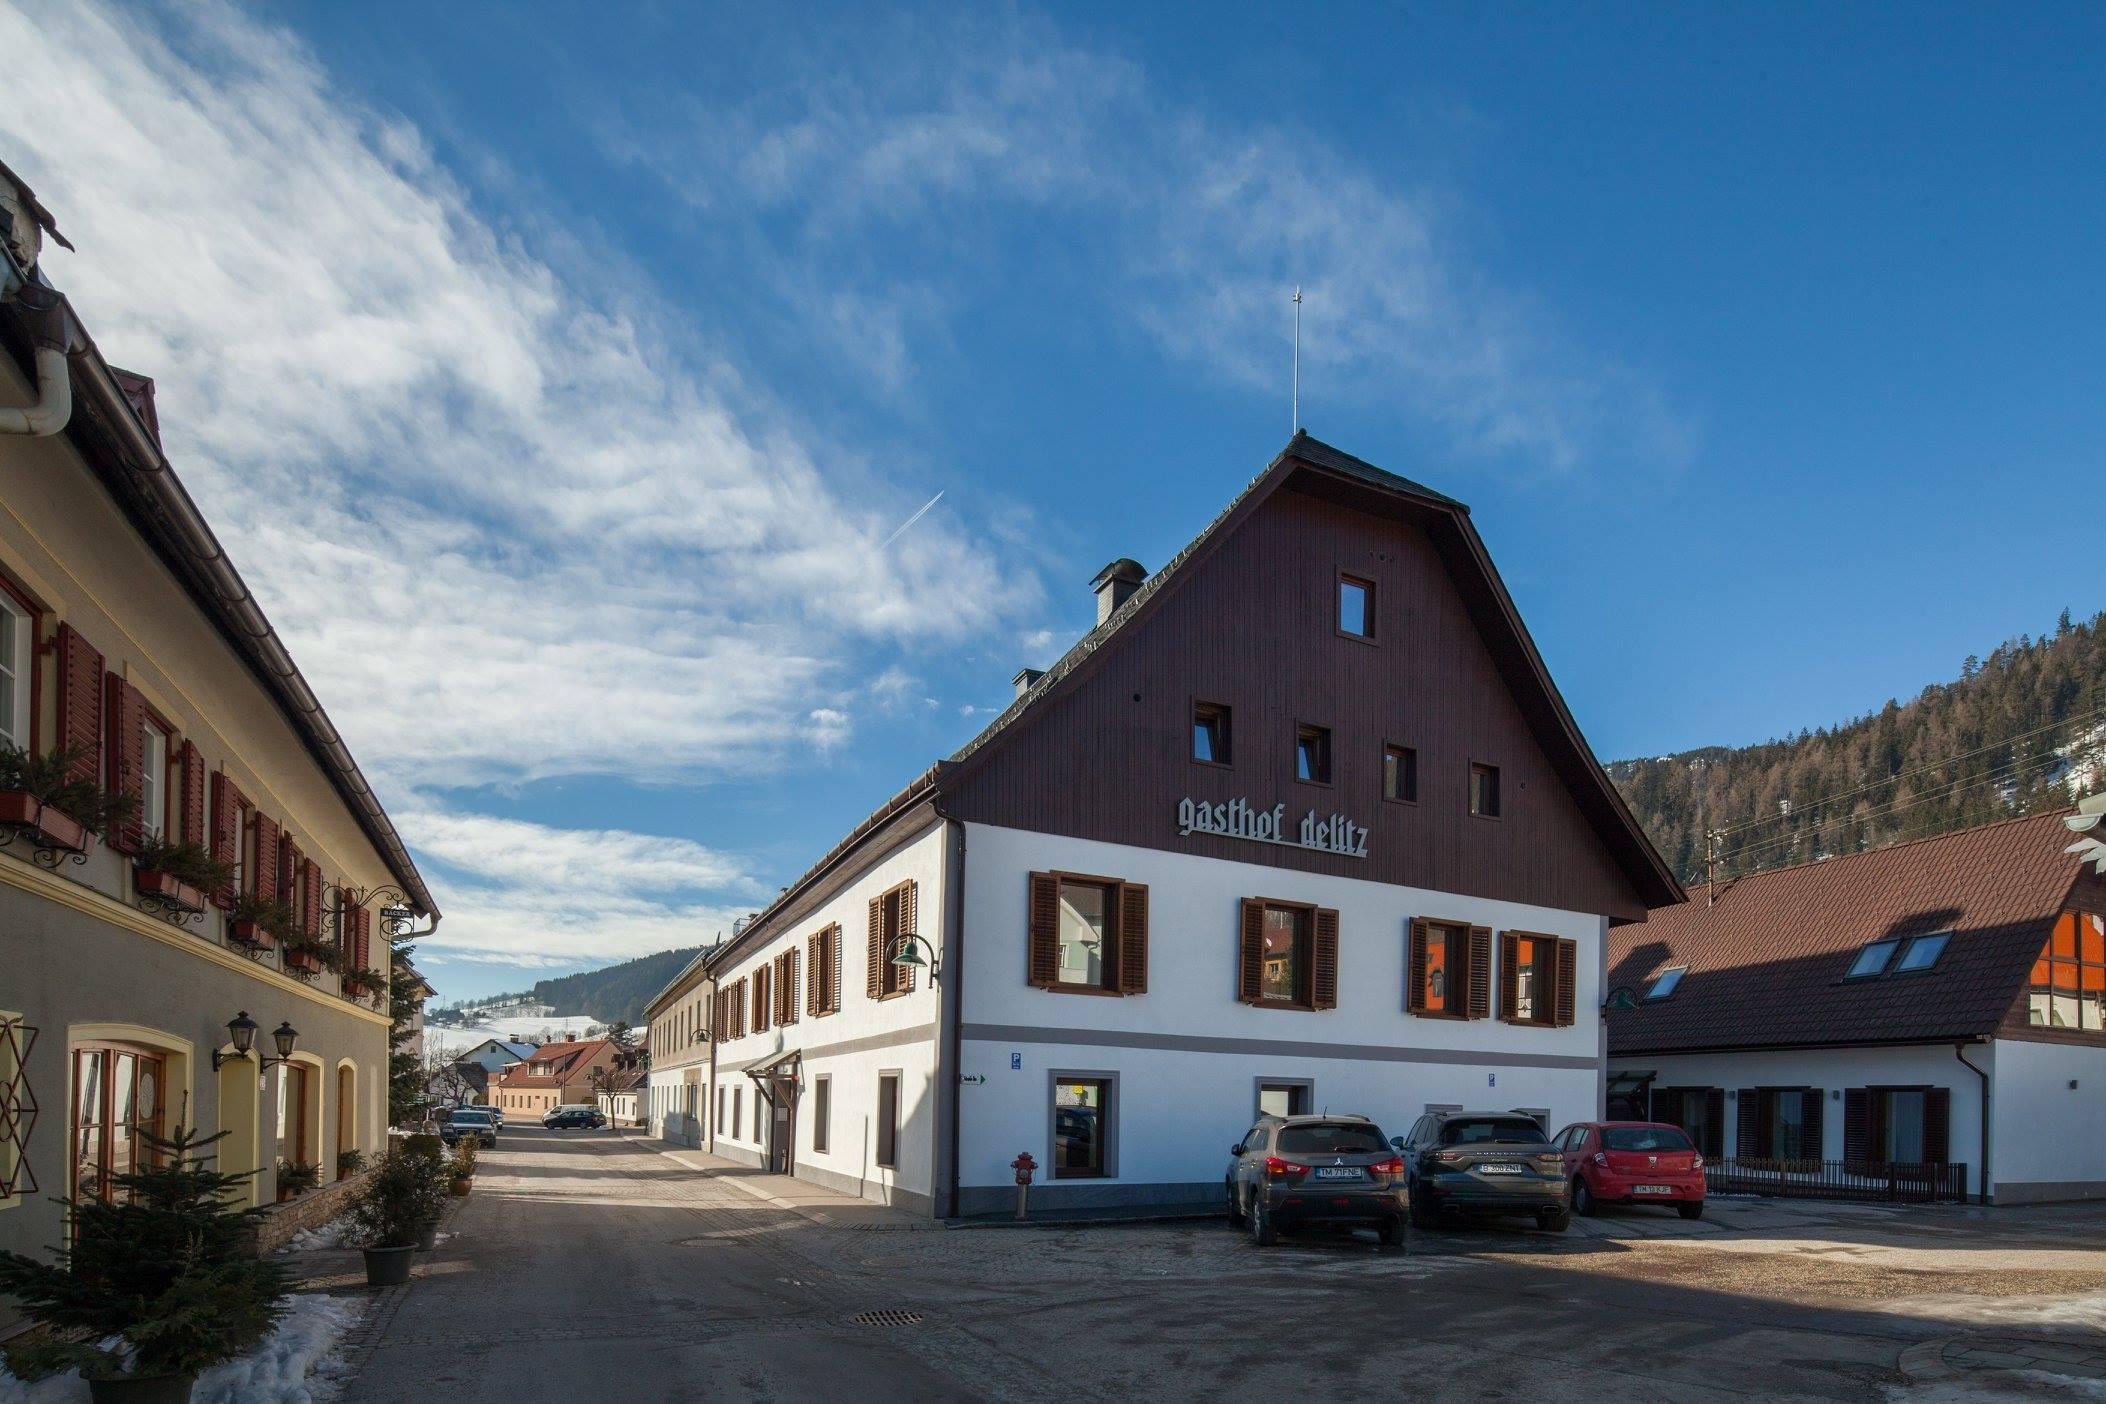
[1893,932,1951,973]
[1846,939,1900,979]
[1644,965,1687,1000]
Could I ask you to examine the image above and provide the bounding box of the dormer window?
[1893,932,1950,973]
[1644,965,1687,1000]
[1846,939,1900,979]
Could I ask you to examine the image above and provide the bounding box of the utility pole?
[1705,827,1720,906]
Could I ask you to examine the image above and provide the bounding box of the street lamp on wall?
[212,1011,299,1071]
[889,933,941,986]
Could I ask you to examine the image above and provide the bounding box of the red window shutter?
[1117,882,1149,995]
[301,858,322,936]
[252,815,280,902]
[1554,939,1578,1027]
[1843,1088,1870,1164]
[1312,907,1339,1010]
[1237,899,1264,1003]
[102,673,145,853]
[279,836,297,910]
[1498,933,1519,1022]
[178,740,205,848]
[1466,926,1492,1020]
[351,905,370,972]
[1027,872,1060,988]
[1406,920,1429,1013]
[867,896,884,1000]
[1737,1090,1762,1158]
[53,623,104,787]
[1923,1088,1950,1165]
[208,772,239,908]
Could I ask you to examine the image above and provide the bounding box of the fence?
[1706,1158,1969,1204]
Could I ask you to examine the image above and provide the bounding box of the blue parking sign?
[1010,1051,1022,1071]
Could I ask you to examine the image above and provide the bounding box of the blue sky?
[5,2,2102,1000]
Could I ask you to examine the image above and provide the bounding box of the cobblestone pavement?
[333,1129,2106,1403]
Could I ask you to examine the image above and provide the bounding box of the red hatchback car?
[1554,1121,1706,1219]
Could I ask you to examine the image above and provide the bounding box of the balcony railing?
[1707,1157,1968,1203]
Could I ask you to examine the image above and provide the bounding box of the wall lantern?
[213,1011,300,1071]
[890,933,941,986]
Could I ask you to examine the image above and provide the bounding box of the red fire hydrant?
[1011,1151,1037,1220]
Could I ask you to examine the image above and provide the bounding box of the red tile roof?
[497,1038,614,1089]
[1608,812,2085,1055]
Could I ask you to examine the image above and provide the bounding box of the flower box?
[0,789,89,854]
[134,867,208,912]
[228,919,277,950]
[284,948,326,976]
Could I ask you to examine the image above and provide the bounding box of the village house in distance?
[667,433,1684,1218]
[1607,811,2106,1204]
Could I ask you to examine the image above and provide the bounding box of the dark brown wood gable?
[941,479,1657,921]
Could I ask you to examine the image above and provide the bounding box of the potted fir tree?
[274,1160,321,1202]
[130,835,231,916]
[0,743,133,857]
[446,1138,476,1198]
[228,893,292,953]
[412,1153,450,1251]
[0,1124,286,1403]
[280,930,338,980]
[336,1148,366,1182]
[347,1151,427,1286]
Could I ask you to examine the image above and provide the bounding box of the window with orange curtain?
[2029,912,2106,1031]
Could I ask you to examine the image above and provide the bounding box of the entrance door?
[769,1085,792,1172]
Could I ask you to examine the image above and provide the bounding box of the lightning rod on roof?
[1291,286,1302,434]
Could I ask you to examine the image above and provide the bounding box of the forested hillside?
[528,948,702,1027]
[1610,611,2106,885]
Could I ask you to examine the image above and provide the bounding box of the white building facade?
[684,436,1683,1217]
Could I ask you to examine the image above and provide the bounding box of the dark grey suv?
[1395,1111,1569,1232]
[1225,1114,1408,1247]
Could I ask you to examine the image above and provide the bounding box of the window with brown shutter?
[1466,926,1492,1020]
[1236,898,1334,1012]
[1553,939,1578,1027]
[300,858,322,936]
[1498,931,1577,1026]
[102,672,145,853]
[178,740,205,849]
[252,815,281,902]
[867,896,884,1001]
[53,623,102,788]
[753,963,772,1033]
[208,773,244,909]
[1026,871,1148,996]
[871,880,916,999]
[1843,1088,1870,1163]
[805,924,841,1016]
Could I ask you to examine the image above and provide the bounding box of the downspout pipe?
[0,283,72,436]
[935,799,966,1220]
[1955,1040,1990,1206]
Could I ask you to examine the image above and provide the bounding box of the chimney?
[1090,558,1147,626]
[1012,667,1046,699]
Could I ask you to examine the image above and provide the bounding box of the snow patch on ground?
[0,1294,366,1404]
[280,1220,353,1254]
[422,1013,603,1061]
[1888,1370,2106,1401]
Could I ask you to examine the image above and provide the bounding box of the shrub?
[131,834,235,893]
[0,743,137,840]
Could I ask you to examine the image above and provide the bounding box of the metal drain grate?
[849,1309,923,1328]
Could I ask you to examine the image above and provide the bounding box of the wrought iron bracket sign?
[1177,796,1368,858]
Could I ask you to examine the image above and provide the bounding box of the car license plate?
[1314,1167,1361,1181]
[1477,1163,1522,1175]
[1633,1185,1674,1195]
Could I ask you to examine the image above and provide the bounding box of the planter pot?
[362,1245,415,1287]
[416,1221,439,1251]
[448,1179,472,1198]
[228,919,276,950]
[133,867,206,912]
[87,1374,195,1404]
[284,949,324,975]
[0,790,89,853]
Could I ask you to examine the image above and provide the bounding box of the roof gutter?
[0,285,68,436]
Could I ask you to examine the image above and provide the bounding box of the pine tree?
[0,1124,287,1382]
[388,930,429,1128]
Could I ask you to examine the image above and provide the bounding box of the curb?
[1895,1340,1957,1383]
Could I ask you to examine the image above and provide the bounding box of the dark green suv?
[1395,1111,1569,1232]
[1226,1114,1408,1248]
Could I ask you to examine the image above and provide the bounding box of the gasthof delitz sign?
[1176,796,1368,858]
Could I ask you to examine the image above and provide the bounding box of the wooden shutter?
[1307,906,1339,1010]
[1799,1090,1824,1160]
[252,814,281,902]
[1027,872,1060,987]
[178,740,205,848]
[1466,926,1492,1020]
[1554,939,1578,1027]
[1843,1088,1870,1164]
[899,882,918,993]
[1649,1086,1678,1125]
[867,895,884,1000]
[787,946,801,1024]
[1923,1087,1950,1165]
[354,905,372,972]
[208,772,239,908]
[1117,882,1149,994]
[1737,1090,1761,1158]
[1704,1089,1725,1158]
[103,673,146,852]
[301,858,322,936]
[1406,920,1429,1013]
[823,925,841,1013]
[1237,899,1265,1003]
[53,622,102,786]
[807,934,821,1016]
[1498,933,1519,1022]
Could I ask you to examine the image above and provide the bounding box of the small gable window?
[1338,575,1374,640]
[1845,939,1900,979]
[1295,724,1331,785]
[1469,762,1501,818]
[1893,932,1950,974]
[1193,701,1231,766]
[1644,965,1687,1001]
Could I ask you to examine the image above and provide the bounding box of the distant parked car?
[1395,1111,1569,1232]
[542,1106,605,1130]
[451,1107,500,1135]
[1554,1121,1706,1219]
[1225,1114,1408,1248]
[440,1110,496,1148]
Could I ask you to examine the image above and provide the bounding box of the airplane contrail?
[879,490,944,549]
